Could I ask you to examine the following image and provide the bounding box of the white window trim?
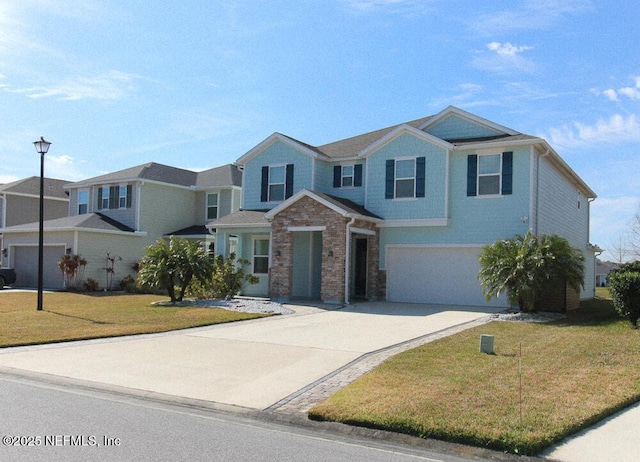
[206,192,219,220]
[78,189,89,214]
[252,234,270,275]
[341,164,355,188]
[476,153,503,197]
[118,185,127,209]
[100,186,110,210]
[394,156,417,199]
[268,164,287,202]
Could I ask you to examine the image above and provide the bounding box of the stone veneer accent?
[268,195,379,303]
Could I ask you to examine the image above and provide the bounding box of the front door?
[353,238,368,299]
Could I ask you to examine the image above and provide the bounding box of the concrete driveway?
[0,302,501,410]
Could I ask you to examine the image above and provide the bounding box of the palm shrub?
[609,261,640,328]
[208,253,259,299]
[478,231,584,312]
[137,237,212,303]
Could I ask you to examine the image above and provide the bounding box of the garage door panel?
[386,247,508,307]
[13,246,65,289]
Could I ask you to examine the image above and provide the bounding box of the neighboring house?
[0,162,241,289]
[595,260,619,287]
[0,177,69,268]
[210,106,598,308]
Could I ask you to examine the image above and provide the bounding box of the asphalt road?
[0,373,513,462]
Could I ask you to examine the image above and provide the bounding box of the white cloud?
[487,42,534,57]
[346,0,438,15]
[469,0,592,35]
[473,42,535,74]
[45,154,88,181]
[546,113,640,148]
[4,70,143,101]
[600,76,640,102]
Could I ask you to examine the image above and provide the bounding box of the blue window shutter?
[354,164,363,187]
[97,188,103,208]
[333,166,341,188]
[126,185,132,208]
[416,157,426,198]
[285,164,294,199]
[385,160,395,199]
[467,155,477,197]
[260,166,269,202]
[502,151,513,195]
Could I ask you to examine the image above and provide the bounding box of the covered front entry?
[291,231,322,299]
[266,190,381,304]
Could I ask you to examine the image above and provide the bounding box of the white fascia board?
[378,218,449,228]
[206,222,271,230]
[0,228,147,237]
[265,189,347,219]
[452,137,543,152]
[358,125,454,158]
[236,133,328,166]
[288,226,326,232]
[419,105,519,136]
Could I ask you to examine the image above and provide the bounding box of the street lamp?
[33,137,51,311]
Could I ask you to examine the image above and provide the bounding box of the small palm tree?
[137,237,212,302]
[478,231,584,312]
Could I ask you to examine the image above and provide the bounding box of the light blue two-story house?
[211,106,598,308]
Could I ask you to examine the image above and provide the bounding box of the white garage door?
[12,245,65,289]
[386,246,508,307]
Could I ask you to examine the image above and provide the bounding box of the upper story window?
[261,164,294,202]
[333,164,363,188]
[207,193,219,220]
[118,185,128,208]
[100,186,110,209]
[252,236,269,274]
[385,157,426,199]
[97,184,132,210]
[467,152,513,197]
[78,190,89,215]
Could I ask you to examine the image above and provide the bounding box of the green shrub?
[188,253,258,299]
[609,264,640,328]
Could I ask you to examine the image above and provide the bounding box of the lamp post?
[33,137,51,311]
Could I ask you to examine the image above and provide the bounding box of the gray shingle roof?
[0,176,69,199]
[68,162,241,189]
[209,210,270,228]
[195,164,242,188]
[315,116,434,159]
[1,213,134,233]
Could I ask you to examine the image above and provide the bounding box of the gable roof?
[419,105,518,136]
[195,164,242,188]
[0,213,135,234]
[0,176,69,200]
[264,189,382,222]
[67,162,241,190]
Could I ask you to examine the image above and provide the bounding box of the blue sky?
[1,0,638,261]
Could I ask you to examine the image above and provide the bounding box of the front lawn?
[0,292,267,347]
[309,290,640,455]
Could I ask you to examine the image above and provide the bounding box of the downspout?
[344,216,356,304]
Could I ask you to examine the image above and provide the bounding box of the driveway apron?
[0,302,501,410]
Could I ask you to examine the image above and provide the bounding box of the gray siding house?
[0,163,241,289]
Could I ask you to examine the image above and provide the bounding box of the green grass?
[0,292,267,347]
[309,289,640,455]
